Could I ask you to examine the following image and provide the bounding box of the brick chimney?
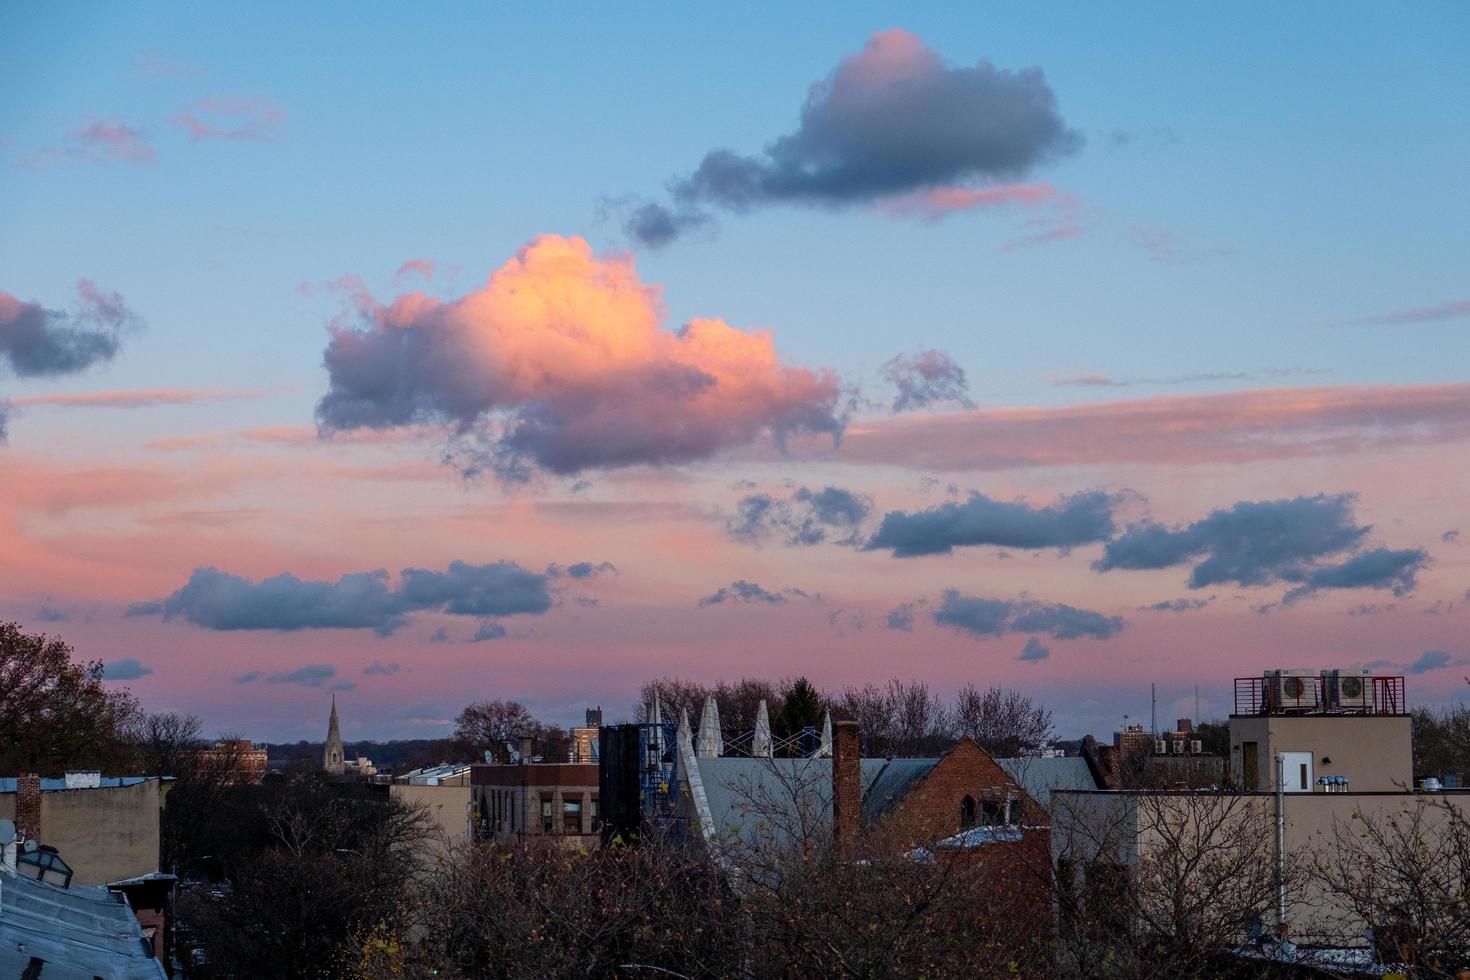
[15,773,42,842]
[519,735,534,762]
[832,720,860,854]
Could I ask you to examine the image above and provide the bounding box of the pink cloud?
[393,259,437,284]
[832,382,1470,471]
[1128,225,1233,264]
[1331,298,1470,327]
[12,387,265,409]
[316,234,844,478]
[69,119,156,164]
[170,95,286,142]
[879,182,1056,221]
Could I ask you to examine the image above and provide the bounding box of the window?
[981,799,1007,826]
[960,795,977,829]
[541,797,554,833]
[590,796,600,831]
[563,800,582,835]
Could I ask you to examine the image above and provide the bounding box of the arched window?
[960,795,977,829]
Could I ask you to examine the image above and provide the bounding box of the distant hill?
[261,737,468,773]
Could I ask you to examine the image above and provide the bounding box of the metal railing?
[1233,675,1406,716]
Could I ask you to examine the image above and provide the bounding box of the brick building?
[471,744,600,845]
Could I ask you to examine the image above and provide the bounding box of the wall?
[1228,714,1412,792]
[889,739,1033,843]
[390,784,471,865]
[0,781,162,884]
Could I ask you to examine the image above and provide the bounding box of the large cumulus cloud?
[867,490,1117,557]
[625,29,1079,245]
[315,235,843,478]
[1095,494,1429,601]
[131,559,556,635]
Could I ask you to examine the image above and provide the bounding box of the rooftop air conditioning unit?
[1172,741,1186,754]
[1190,740,1203,755]
[1264,669,1319,712]
[1154,740,1168,755]
[1321,668,1372,712]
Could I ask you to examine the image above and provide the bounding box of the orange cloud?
[317,235,844,477]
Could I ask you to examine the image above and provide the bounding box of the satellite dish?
[0,818,14,845]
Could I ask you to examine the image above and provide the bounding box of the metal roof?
[0,776,164,793]
[0,869,166,979]
[691,757,901,847]
[860,758,942,824]
[996,756,1098,805]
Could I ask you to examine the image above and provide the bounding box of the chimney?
[1177,718,1193,735]
[519,735,534,762]
[15,773,42,843]
[832,720,860,854]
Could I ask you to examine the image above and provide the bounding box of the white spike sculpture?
[752,699,773,757]
[817,710,833,758]
[696,696,723,758]
[678,706,693,751]
[648,691,663,726]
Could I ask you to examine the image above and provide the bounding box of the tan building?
[0,773,162,885]
[192,738,269,784]
[472,755,600,845]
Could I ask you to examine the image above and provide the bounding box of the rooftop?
[0,869,166,979]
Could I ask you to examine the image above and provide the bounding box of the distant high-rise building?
[323,694,344,775]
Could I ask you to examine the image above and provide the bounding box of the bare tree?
[952,684,1053,757]
[1309,797,1470,974]
[454,699,539,760]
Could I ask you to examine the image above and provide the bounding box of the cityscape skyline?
[2,4,1468,742]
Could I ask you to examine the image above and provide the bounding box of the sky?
[2,3,1468,742]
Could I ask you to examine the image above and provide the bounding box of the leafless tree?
[1309,796,1470,975]
[952,684,1053,757]
[454,699,542,760]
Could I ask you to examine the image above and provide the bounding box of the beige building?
[1228,713,1412,793]
[0,774,162,885]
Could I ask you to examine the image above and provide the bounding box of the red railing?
[1233,675,1406,716]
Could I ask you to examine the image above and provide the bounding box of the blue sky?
[2,5,1467,739]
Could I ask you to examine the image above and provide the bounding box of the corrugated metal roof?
[996,756,1097,805]
[692,757,896,847]
[0,869,166,979]
[0,776,163,793]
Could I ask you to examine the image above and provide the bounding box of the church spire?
[323,693,344,775]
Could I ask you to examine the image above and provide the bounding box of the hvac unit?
[1264,669,1319,712]
[1154,740,1168,755]
[1172,741,1186,754]
[1321,668,1372,712]
[1190,740,1203,755]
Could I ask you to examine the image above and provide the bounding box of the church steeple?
[323,693,344,774]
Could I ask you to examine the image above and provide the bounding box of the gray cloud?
[698,580,801,608]
[36,601,68,623]
[1097,494,1429,603]
[1406,650,1464,675]
[133,560,555,634]
[1140,597,1211,613]
[233,670,263,685]
[867,490,1117,557]
[0,401,8,441]
[472,620,507,642]
[0,281,137,379]
[102,657,154,680]
[883,349,975,413]
[886,601,918,632]
[1017,637,1050,663]
[934,589,1123,640]
[363,660,400,676]
[728,485,872,547]
[1444,529,1460,544]
[547,561,618,580]
[625,29,1078,246]
[267,664,338,688]
[1281,547,1428,604]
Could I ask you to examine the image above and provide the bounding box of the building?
[569,707,602,763]
[0,773,163,886]
[323,693,345,774]
[392,765,474,862]
[472,736,600,845]
[191,738,269,784]
[1083,717,1225,790]
[1,838,166,980]
[1050,669,1469,960]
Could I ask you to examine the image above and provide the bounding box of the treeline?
[638,674,1055,757]
[261,738,463,771]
